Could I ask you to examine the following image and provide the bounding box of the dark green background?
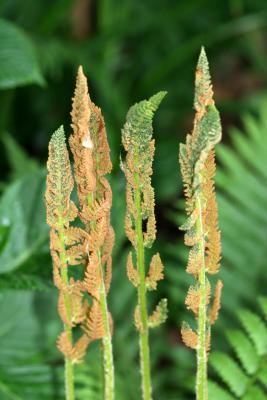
[0,0,267,399]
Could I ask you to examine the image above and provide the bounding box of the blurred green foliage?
[0,0,267,399]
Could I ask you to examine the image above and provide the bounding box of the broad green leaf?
[0,170,49,273]
[0,19,44,89]
[0,290,63,399]
[2,132,39,180]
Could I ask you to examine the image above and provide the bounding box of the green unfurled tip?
[122,91,167,150]
[148,91,167,112]
[50,125,65,147]
[197,46,209,70]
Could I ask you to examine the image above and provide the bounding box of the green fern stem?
[196,197,208,400]
[58,223,75,400]
[88,194,114,400]
[134,168,152,400]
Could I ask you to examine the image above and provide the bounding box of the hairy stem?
[99,250,114,400]
[134,169,152,400]
[58,225,75,400]
[88,194,114,400]
[196,197,207,400]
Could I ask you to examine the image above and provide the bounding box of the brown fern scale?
[179,48,222,352]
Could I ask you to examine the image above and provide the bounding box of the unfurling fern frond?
[209,298,267,400]
[121,92,167,400]
[179,47,222,400]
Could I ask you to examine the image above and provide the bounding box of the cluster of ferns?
[45,47,222,400]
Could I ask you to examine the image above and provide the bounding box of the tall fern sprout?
[121,92,168,400]
[179,48,223,400]
[69,66,115,400]
[46,127,90,400]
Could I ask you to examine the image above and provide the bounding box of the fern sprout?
[121,92,167,400]
[179,47,222,400]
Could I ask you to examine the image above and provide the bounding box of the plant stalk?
[196,197,208,400]
[134,169,152,400]
[88,193,114,400]
[58,226,75,400]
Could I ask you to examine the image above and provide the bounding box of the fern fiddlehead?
[121,92,167,400]
[179,48,222,400]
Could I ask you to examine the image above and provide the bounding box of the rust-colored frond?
[46,126,77,229]
[184,282,210,316]
[146,253,164,290]
[69,66,96,206]
[181,323,198,350]
[127,252,139,287]
[148,299,168,328]
[203,151,221,275]
[186,248,202,276]
[57,331,90,364]
[71,333,91,364]
[57,331,74,359]
[185,285,201,316]
[84,258,101,300]
[209,280,223,325]
[84,300,105,340]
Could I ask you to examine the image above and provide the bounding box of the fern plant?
[179,47,222,400]
[209,297,267,400]
[121,92,168,400]
[45,67,115,400]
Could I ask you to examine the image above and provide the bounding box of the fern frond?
[179,47,222,400]
[121,91,167,400]
[237,310,267,356]
[148,298,168,328]
[209,298,267,399]
[226,330,259,375]
[145,253,164,290]
[69,66,115,400]
[181,322,198,350]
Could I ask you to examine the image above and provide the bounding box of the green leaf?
[242,386,266,400]
[0,169,49,273]
[2,132,39,180]
[208,381,235,400]
[238,310,267,356]
[226,329,259,374]
[0,290,63,399]
[0,19,44,89]
[209,352,248,397]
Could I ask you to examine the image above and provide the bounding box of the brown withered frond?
[181,323,198,350]
[209,280,223,325]
[203,151,221,275]
[185,281,210,316]
[145,253,164,290]
[57,331,90,364]
[84,300,106,340]
[69,66,96,206]
[126,252,139,287]
[68,66,115,395]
